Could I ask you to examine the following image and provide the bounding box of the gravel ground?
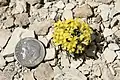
[0,0,120,80]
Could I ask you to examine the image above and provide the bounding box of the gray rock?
[55,1,65,9]
[62,10,73,20]
[34,63,54,80]
[23,71,34,80]
[115,0,120,12]
[78,64,90,75]
[64,3,75,10]
[114,30,120,38]
[98,4,110,21]
[61,52,70,67]
[0,0,8,7]
[74,4,93,18]
[103,48,117,63]
[45,48,55,60]
[14,13,29,27]
[25,0,41,5]
[95,0,112,4]
[29,20,54,36]
[50,12,57,20]
[70,57,83,69]
[3,17,14,28]
[92,64,101,76]
[11,0,27,14]
[1,28,35,56]
[0,54,6,69]
[0,29,11,48]
[103,28,113,37]
[108,43,119,51]
[116,51,120,59]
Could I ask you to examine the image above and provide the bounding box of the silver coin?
[15,37,45,67]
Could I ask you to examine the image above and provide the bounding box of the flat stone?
[63,10,73,19]
[14,13,29,27]
[103,28,113,37]
[45,48,55,60]
[43,2,52,8]
[38,36,48,47]
[78,64,90,75]
[108,43,119,51]
[61,52,70,67]
[95,0,112,4]
[64,3,75,10]
[0,54,6,69]
[103,48,117,63]
[70,58,83,68]
[114,30,120,38]
[61,67,87,80]
[34,62,54,80]
[85,1,99,8]
[103,21,110,28]
[115,0,120,12]
[3,17,14,28]
[116,51,120,59]
[50,12,57,20]
[74,4,93,18]
[55,1,65,9]
[23,71,34,80]
[29,20,54,36]
[0,29,11,48]
[92,64,101,76]
[98,4,110,21]
[1,28,35,56]
[11,0,26,14]
[112,26,118,33]
[5,57,14,62]
[25,0,41,5]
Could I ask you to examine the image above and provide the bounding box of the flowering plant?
[52,18,93,54]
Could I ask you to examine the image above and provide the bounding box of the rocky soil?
[0,0,120,80]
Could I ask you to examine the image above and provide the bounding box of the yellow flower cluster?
[52,18,93,54]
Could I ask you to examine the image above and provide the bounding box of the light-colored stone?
[115,0,120,12]
[0,54,6,68]
[34,62,54,80]
[61,52,70,67]
[1,27,35,56]
[61,67,87,80]
[92,64,101,76]
[114,30,120,38]
[5,57,14,62]
[55,1,65,9]
[38,36,48,47]
[70,58,83,68]
[98,4,110,21]
[23,71,34,80]
[103,21,110,28]
[63,10,73,20]
[64,3,75,10]
[85,1,99,8]
[50,12,57,20]
[103,28,113,37]
[103,48,117,63]
[95,0,112,4]
[78,64,90,75]
[11,0,26,14]
[116,51,120,59]
[90,23,100,31]
[45,48,55,60]
[74,4,93,18]
[108,43,119,51]
[112,26,118,33]
[44,2,52,8]
[29,20,54,36]
[14,13,29,27]
[0,29,11,48]
[4,17,14,28]
[25,0,41,5]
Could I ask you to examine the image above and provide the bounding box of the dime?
[15,37,45,67]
